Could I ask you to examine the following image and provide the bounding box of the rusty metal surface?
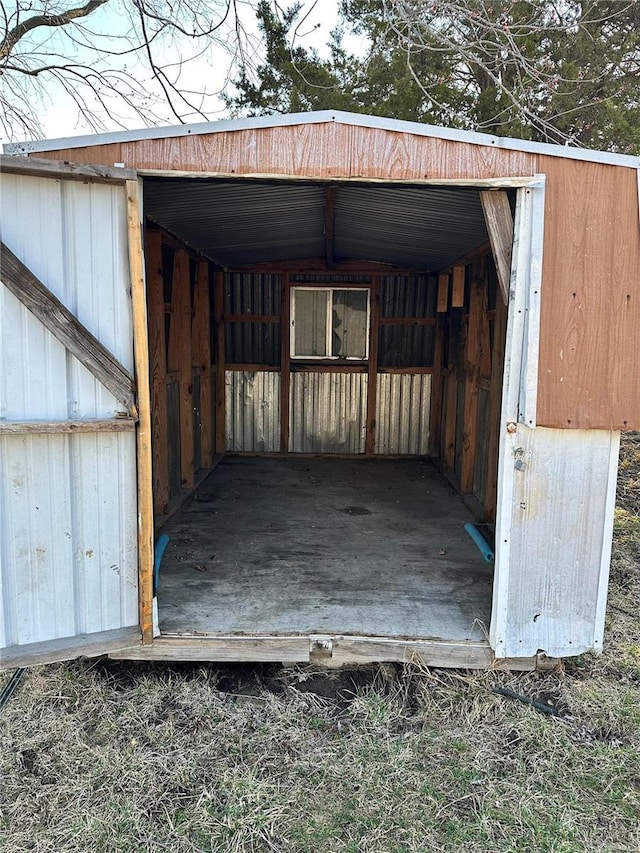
[225,371,280,452]
[375,374,431,456]
[289,372,367,454]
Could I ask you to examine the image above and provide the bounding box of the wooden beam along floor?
[155,458,494,645]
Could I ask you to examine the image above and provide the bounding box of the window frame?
[290,285,371,361]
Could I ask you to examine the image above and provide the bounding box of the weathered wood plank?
[480,190,513,306]
[110,636,310,663]
[280,274,291,453]
[0,242,136,415]
[443,370,457,472]
[0,153,136,183]
[126,180,155,645]
[437,274,449,312]
[167,249,194,488]
[485,293,508,519]
[451,265,465,308]
[214,272,226,454]
[225,363,280,372]
[0,419,134,434]
[428,315,444,456]
[460,265,483,494]
[193,259,213,468]
[328,637,551,671]
[365,275,380,456]
[145,230,170,514]
[0,626,142,670]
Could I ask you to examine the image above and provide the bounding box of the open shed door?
[0,158,146,668]
[490,180,620,660]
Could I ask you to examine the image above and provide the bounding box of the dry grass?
[1,435,639,853]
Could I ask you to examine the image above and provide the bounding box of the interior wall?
[144,234,504,521]
[217,270,437,457]
[433,250,506,520]
[144,225,216,516]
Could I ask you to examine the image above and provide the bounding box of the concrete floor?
[157,457,494,641]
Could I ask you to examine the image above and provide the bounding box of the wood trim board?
[1,241,136,416]
[0,419,135,434]
[126,179,155,645]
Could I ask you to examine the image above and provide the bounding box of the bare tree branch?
[0,0,110,61]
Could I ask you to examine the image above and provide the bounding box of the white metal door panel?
[491,426,619,659]
[0,171,139,653]
[489,181,620,659]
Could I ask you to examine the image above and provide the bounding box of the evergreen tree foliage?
[227,1,640,153]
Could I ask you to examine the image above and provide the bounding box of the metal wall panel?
[289,372,367,454]
[225,371,280,452]
[0,172,139,650]
[375,374,431,455]
[0,433,138,648]
[224,273,281,315]
[492,426,619,659]
[225,322,281,366]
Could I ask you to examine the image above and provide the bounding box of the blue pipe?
[464,523,494,563]
[153,534,170,595]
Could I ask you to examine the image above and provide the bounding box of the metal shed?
[1,111,639,670]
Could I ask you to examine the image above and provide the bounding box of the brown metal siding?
[536,157,640,429]
[41,123,536,180]
[37,123,640,429]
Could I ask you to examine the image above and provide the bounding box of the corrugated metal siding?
[289,372,367,454]
[375,374,431,455]
[0,172,138,650]
[380,275,436,317]
[225,273,281,315]
[225,371,280,452]
[225,322,281,366]
[0,433,138,647]
[378,326,435,368]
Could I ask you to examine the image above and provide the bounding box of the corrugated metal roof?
[144,177,491,270]
[145,180,325,266]
[6,110,638,169]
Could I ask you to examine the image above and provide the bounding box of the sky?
[2,0,360,144]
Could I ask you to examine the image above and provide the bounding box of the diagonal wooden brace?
[1,241,137,417]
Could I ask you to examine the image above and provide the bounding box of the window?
[291,287,370,360]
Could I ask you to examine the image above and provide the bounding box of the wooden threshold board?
[109,635,556,671]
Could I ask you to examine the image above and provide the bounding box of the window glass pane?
[294,289,328,356]
[332,290,368,358]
